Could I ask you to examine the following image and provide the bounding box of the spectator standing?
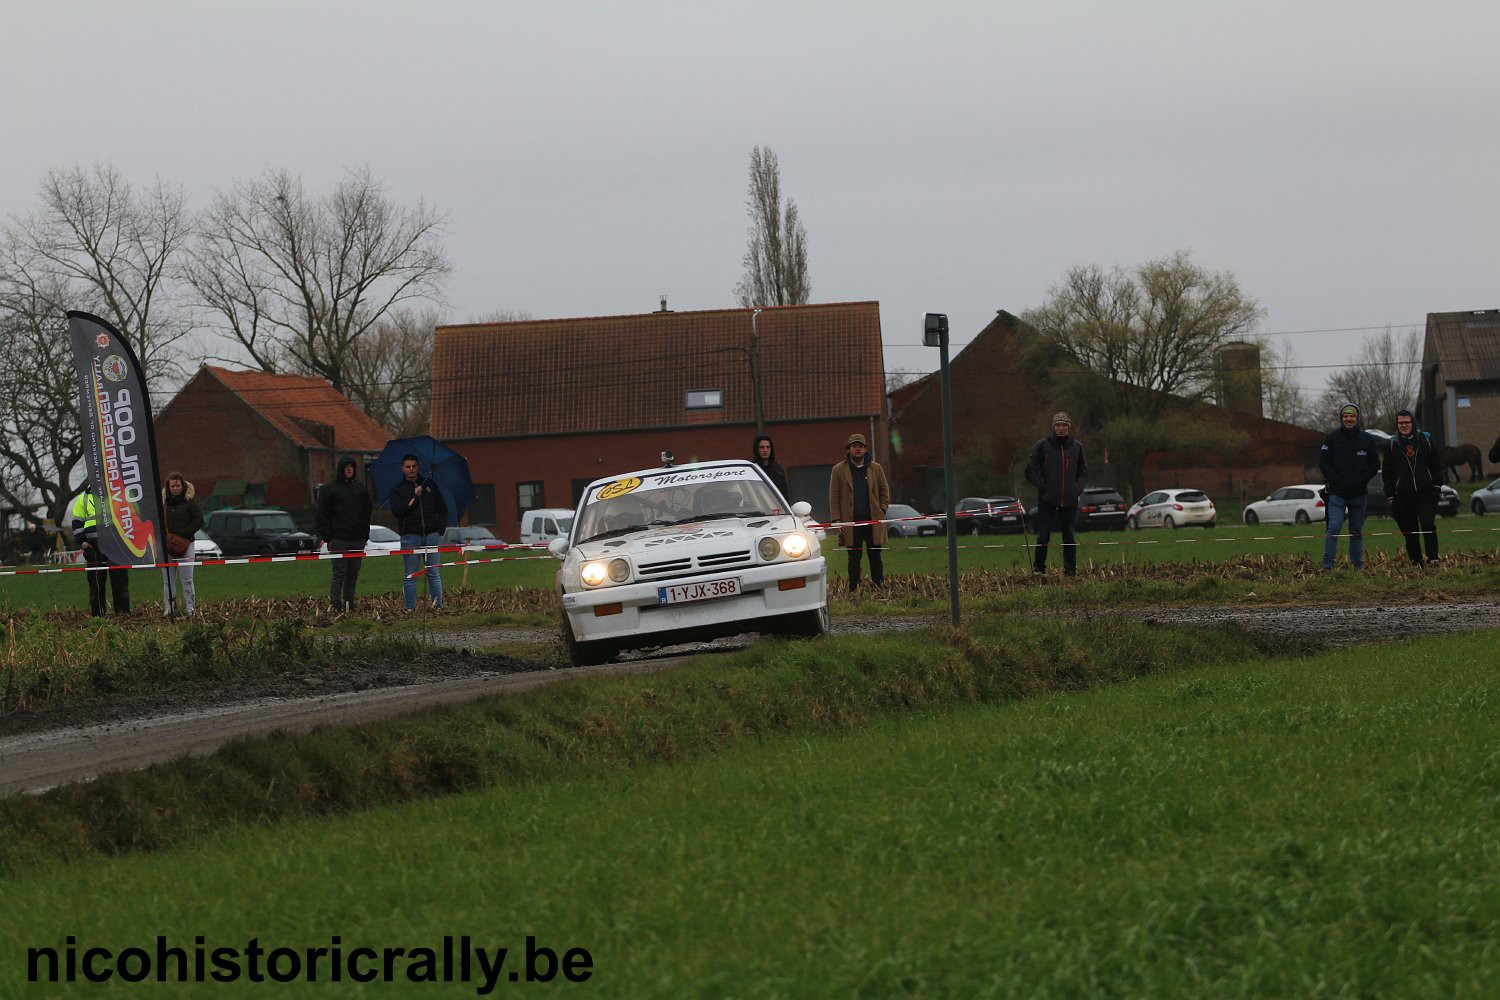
[752,434,791,500]
[161,472,204,615]
[71,487,131,616]
[1024,412,1088,577]
[386,453,447,610]
[1382,408,1444,566]
[317,455,373,611]
[828,433,889,591]
[1318,402,1382,570]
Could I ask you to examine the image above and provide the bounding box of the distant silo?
[1216,342,1263,418]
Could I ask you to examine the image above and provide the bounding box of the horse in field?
[1440,443,1482,483]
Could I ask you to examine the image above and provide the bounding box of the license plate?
[999,515,1018,522]
[658,578,741,605]
[1098,505,1117,511]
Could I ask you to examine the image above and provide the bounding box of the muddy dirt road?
[3,602,1497,797]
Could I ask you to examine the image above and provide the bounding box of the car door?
[1263,487,1291,522]
[1138,492,1162,526]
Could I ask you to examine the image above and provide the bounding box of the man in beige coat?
[828,432,890,591]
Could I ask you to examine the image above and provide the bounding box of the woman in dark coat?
[752,434,791,500]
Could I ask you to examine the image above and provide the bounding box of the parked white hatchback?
[1242,484,1327,526]
[1126,488,1217,529]
[551,460,828,666]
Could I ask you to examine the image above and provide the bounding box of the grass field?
[3,629,1495,996]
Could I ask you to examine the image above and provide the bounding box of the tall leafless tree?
[1315,327,1420,432]
[734,146,810,307]
[341,308,442,438]
[188,167,451,394]
[0,263,85,527]
[0,165,193,525]
[1256,337,1316,428]
[9,163,192,391]
[1022,251,1264,495]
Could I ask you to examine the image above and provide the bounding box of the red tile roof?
[431,302,885,439]
[204,366,390,451]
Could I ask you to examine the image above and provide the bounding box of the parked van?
[520,507,574,545]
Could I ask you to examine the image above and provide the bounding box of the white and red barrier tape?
[3,513,1493,579]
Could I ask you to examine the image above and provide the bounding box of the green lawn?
[3,631,1495,996]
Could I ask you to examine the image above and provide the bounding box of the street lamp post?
[924,313,960,627]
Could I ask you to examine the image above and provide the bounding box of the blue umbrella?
[369,435,476,520]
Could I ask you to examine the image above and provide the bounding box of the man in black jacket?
[1382,409,1444,565]
[386,453,448,610]
[316,455,373,610]
[1318,402,1382,570]
[1024,411,1088,576]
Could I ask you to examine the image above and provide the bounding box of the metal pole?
[750,308,766,435]
[939,328,960,627]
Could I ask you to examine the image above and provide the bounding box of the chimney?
[1215,342,1263,418]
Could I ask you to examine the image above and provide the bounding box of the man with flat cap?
[828,432,890,591]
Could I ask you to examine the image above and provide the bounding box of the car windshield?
[888,504,919,518]
[253,513,297,532]
[1176,492,1208,503]
[370,526,400,542]
[573,466,785,543]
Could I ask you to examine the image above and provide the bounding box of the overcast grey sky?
[6,1,1497,396]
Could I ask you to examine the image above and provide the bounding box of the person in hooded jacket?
[316,454,373,610]
[1317,402,1382,570]
[1382,408,1444,566]
[161,472,204,615]
[1024,411,1088,576]
[752,434,791,500]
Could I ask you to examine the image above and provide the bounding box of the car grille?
[630,527,756,581]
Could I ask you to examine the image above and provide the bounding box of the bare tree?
[1256,337,1316,428]
[734,146,810,307]
[0,263,84,527]
[9,163,192,391]
[342,308,442,438]
[188,167,450,394]
[1022,251,1263,494]
[1315,327,1420,431]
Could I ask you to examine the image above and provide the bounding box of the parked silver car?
[1471,478,1500,515]
[886,503,941,537]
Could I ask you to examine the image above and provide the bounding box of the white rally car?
[551,459,829,666]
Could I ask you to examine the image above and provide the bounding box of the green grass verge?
[2,630,1495,995]
[0,617,1312,876]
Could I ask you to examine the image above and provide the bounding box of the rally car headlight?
[581,558,629,587]
[782,533,810,559]
[758,534,811,561]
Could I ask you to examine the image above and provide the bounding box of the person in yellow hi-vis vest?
[70,488,131,616]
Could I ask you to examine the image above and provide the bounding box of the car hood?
[572,513,803,561]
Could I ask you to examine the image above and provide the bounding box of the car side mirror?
[547,537,569,559]
[791,501,812,517]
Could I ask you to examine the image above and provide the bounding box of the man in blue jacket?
[1317,402,1382,570]
[1024,411,1088,577]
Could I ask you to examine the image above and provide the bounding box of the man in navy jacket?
[1025,411,1088,576]
[1317,402,1381,570]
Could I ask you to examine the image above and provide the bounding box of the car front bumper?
[562,557,828,644]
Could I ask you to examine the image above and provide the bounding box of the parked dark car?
[1362,473,1459,518]
[1027,486,1129,532]
[205,508,317,557]
[954,496,1026,534]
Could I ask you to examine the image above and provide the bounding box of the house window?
[686,388,724,410]
[516,481,544,518]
